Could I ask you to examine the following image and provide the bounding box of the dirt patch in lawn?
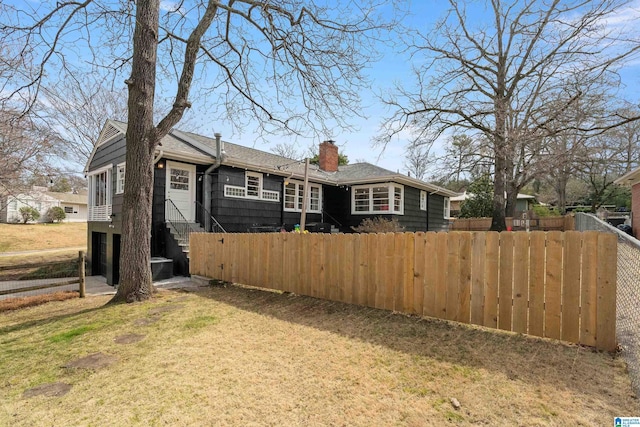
[0,286,637,426]
[23,382,72,398]
[114,334,145,344]
[63,352,117,370]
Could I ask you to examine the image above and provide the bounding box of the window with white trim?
[87,165,113,221]
[420,191,427,211]
[444,197,451,218]
[224,171,279,202]
[64,206,74,214]
[246,172,261,198]
[283,180,322,213]
[352,183,404,215]
[116,162,126,194]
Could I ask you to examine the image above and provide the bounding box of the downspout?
[203,133,222,231]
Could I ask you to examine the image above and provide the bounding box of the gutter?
[203,133,223,230]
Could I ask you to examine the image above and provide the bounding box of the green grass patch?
[22,260,78,280]
[183,315,218,330]
[49,324,98,343]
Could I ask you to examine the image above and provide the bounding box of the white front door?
[166,160,196,221]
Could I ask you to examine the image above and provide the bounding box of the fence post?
[78,250,86,298]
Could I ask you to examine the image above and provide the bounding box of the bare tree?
[403,142,430,180]
[380,0,640,230]
[271,142,304,160]
[1,1,393,301]
[0,110,59,191]
[38,73,129,165]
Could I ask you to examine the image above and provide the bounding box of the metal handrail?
[165,199,200,247]
[194,200,226,233]
[322,209,343,228]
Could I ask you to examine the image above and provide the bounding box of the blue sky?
[4,0,640,176]
[178,0,640,175]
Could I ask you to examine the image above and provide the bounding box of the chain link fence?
[575,212,640,395]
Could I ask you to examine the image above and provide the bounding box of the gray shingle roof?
[97,120,457,196]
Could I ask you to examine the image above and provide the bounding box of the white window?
[351,183,404,215]
[223,172,279,202]
[283,180,322,213]
[420,190,427,211]
[246,172,261,198]
[116,162,126,194]
[87,165,113,221]
[444,197,451,219]
[64,206,74,214]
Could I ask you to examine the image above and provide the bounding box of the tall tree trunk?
[505,181,518,218]
[111,0,160,303]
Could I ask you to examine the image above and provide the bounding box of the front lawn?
[0,284,636,426]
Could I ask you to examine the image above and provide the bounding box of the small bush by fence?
[450,216,574,231]
[0,251,86,300]
[191,231,617,351]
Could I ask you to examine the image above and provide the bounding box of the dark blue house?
[84,120,457,285]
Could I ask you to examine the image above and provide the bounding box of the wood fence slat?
[353,233,366,305]
[512,232,529,334]
[498,232,514,331]
[580,231,598,347]
[596,233,617,351]
[384,233,396,311]
[446,232,461,321]
[413,232,425,315]
[484,232,499,328]
[342,234,354,304]
[393,233,405,311]
[528,231,546,337]
[373,234,384,309]
[434,232,448,319]
[422,232,437,317]
[319,234,329,299]
[545,231,563,340]
[470,232,485,326]
[329,234,341,301]
[402,233,415,313]
[561,231,582,343]
[458,232,472,324]
[366,233,377,307]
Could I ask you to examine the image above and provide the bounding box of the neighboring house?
[449,191,536,217]
[615,167,640,237]
[46,191,88,222]
[85,120,458,286]
[0,187,87,223]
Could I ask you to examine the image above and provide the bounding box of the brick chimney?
[319,140,339,172]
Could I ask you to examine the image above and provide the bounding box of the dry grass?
[0,284,637,426]
[0,291,79,313]
[0,223,87,253]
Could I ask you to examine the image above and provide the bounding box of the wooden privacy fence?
[451,216,574,231]
[190,231,617,351]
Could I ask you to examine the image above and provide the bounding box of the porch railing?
[194,200,226,233]
[165,199,200,247]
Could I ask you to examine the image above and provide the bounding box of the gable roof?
[45,192,87,205]
[87,120,458,197]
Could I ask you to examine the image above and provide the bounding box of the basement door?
[166,160,196,221]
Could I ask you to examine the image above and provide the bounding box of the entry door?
[166,160,196,221]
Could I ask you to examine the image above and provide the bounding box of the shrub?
[459,175,493,218]
[18,206,40,223]
[532,204,561,217]
[351,217,405,233]
[45,206,66,223]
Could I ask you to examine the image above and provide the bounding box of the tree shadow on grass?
[193,283,632,404]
